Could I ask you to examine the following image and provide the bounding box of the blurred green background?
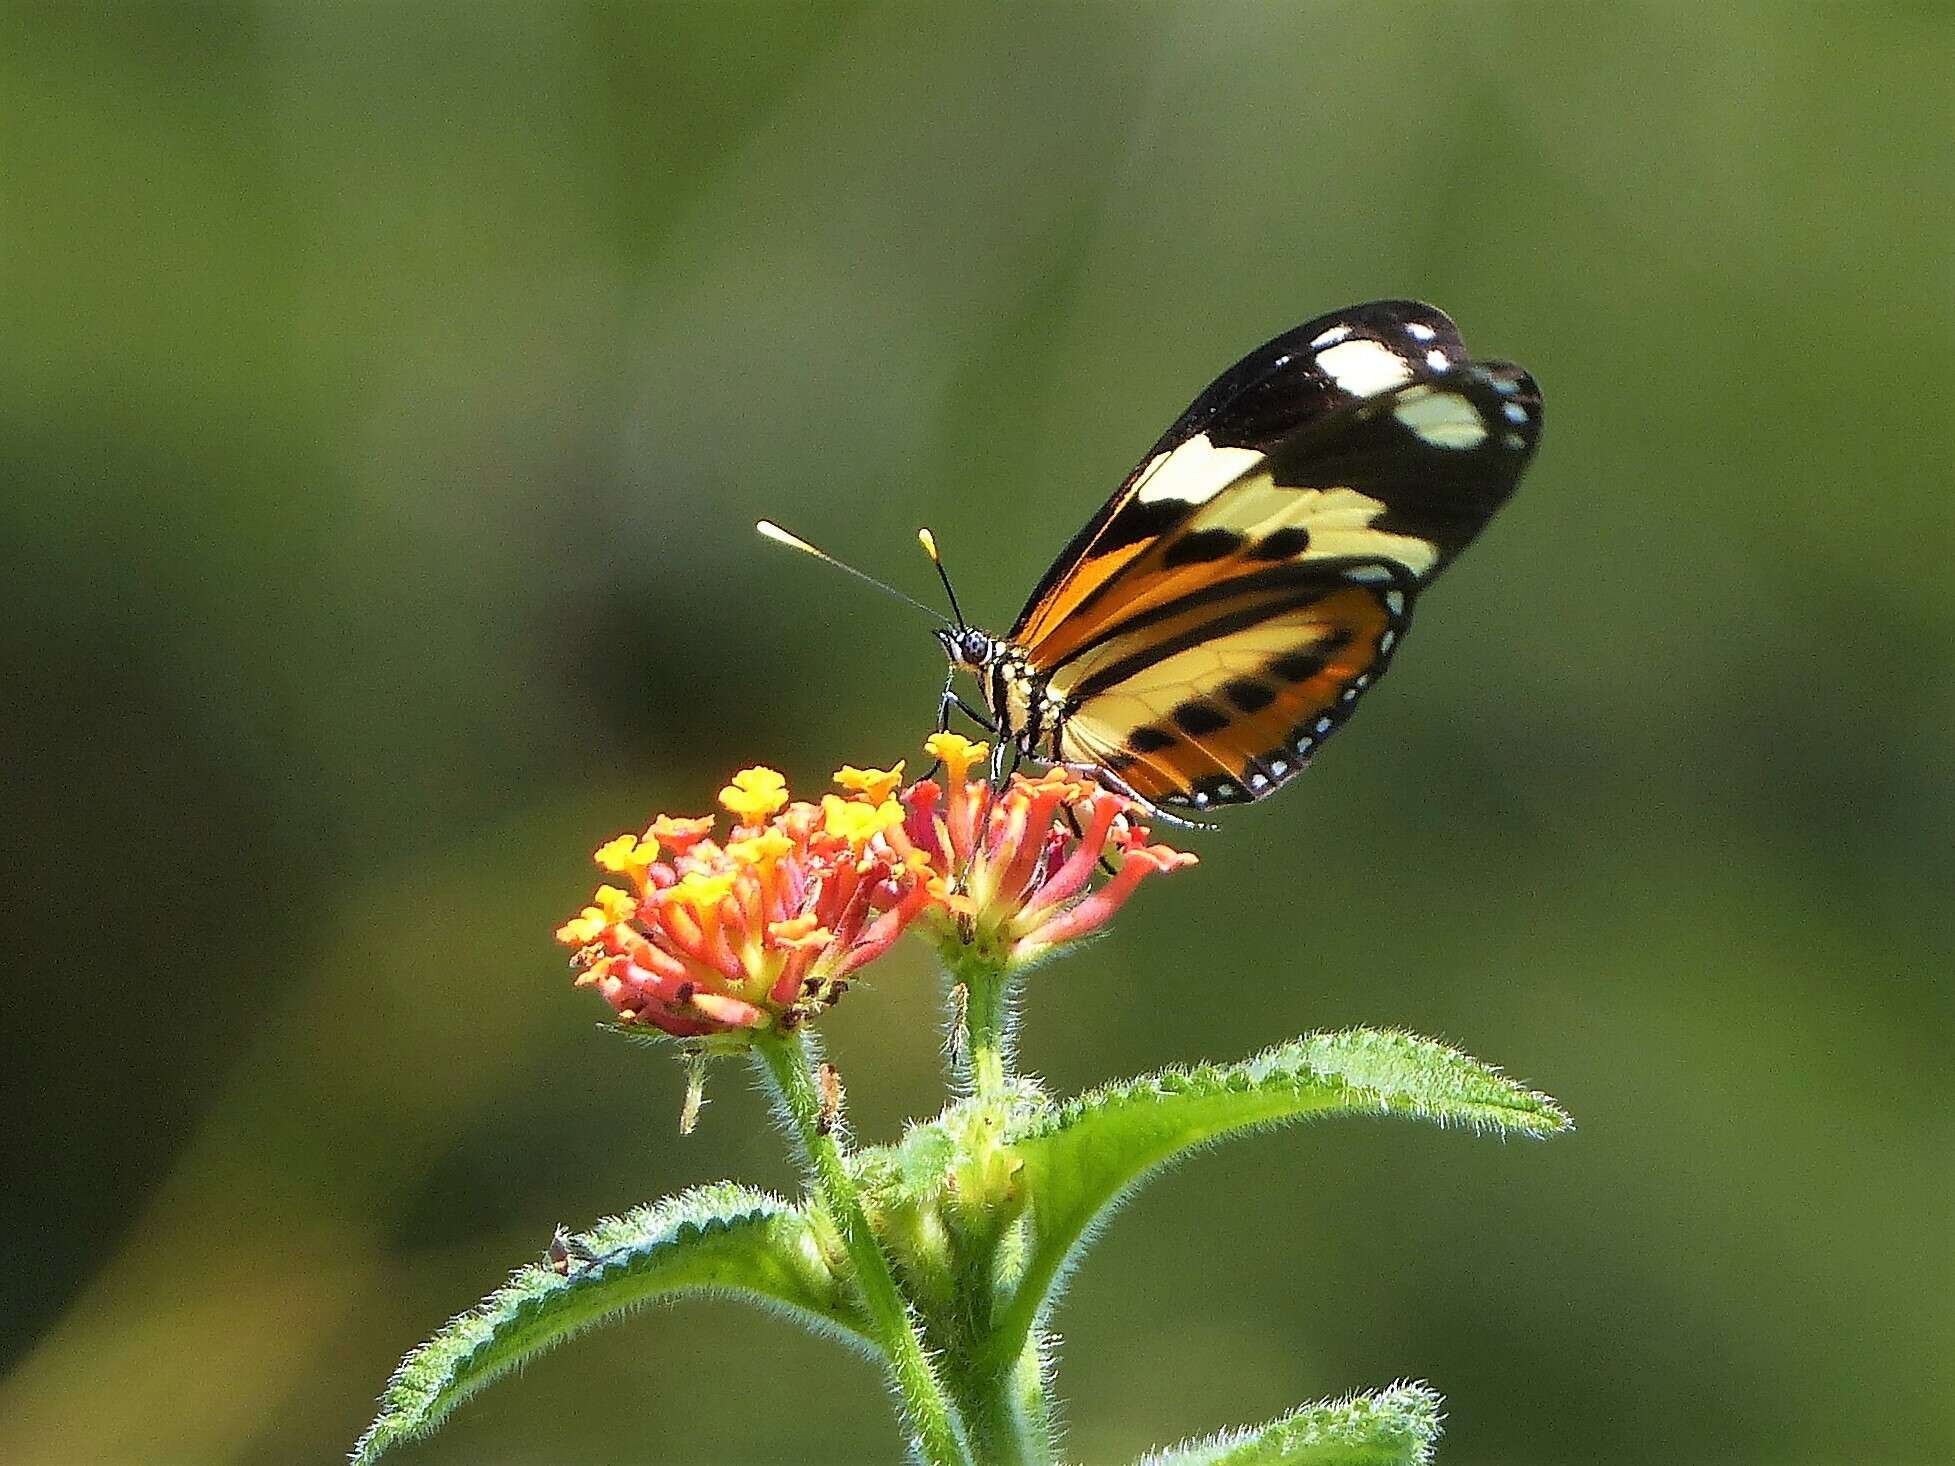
[4,4,1950,1463]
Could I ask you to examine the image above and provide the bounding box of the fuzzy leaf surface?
[1135,1382,1444,1466]
[352,1183,866,1463]
[992,1028,1568,1364]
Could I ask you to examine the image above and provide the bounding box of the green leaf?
[351,1183,868,1464]
[988,1029,1568,1368]
[1134,1382,1444,1466]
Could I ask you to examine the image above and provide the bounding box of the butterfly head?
[935,624,996,672]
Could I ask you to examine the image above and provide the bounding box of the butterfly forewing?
[1011,300,1540,810]
[1012,300,1485,652]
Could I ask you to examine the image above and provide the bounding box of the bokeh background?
[4,5,1950,1464]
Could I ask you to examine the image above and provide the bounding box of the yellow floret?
[727,829,795,867]
[594,833,656,876]
[923,731,989,785]
[719,766,790,823]
[593,885,638,922]
[833,760,906,804]
[821,794,904,844]
[555,907,610,945]
[667,870,737,912]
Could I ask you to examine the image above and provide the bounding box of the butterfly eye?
[934,627,988,668]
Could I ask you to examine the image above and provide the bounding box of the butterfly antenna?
[916,527,969,630]
[755,520,948,624]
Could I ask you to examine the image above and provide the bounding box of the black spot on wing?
[1221,677,1276,714]
[1269,649,1329,683]
[1171,699,1231,737]
[1127,725,1176,754]
[1160,527,1243,569]
[1247,526,1311,560]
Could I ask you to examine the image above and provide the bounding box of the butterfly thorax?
[935,626,1068,758]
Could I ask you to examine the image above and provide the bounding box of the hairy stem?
[939,948,1058,1464]
[948,947,1015,1101]
[754,1034,972,1466]
[963,1334,1057,1466]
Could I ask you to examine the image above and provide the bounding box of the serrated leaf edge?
[1012,1028,1571,1148]
[1132,1379,1445,1466]
[352,1182,865,1463]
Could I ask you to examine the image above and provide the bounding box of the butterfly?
[763,299,1540,826]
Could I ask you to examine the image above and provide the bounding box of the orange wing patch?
[1011,432,1267,657]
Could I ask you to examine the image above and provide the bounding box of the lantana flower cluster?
[900,733,1198,965]
[557,734,1196,1040]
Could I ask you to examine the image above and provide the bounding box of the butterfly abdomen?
[984,643,1069,761]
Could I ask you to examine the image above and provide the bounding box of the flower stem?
[754,1033,972,1466]
[963,1335,1057,1466]
[939,951,1058,1464]
[949,949,1015,1102]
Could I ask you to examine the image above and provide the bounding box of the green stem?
[940,950,1058,1465]
[754,1034,972,1466]
[949,948,1014,1102]
[964,1335,1057,1466]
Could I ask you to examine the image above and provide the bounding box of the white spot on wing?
[1271,759,1289,776]
[1131,434,1265,507]
[1425,348,1450,372]
[1316,338,1414,397]
[1503,402,1528,424]
[1378,629,1396,652]
[1384,589,1406,615]
[1406,322,1436,341]
[1392,389,1490,449]
[1310,325,1352,348]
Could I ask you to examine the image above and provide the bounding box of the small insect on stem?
[679,1048,709,1136]
[946,982,970,1066]
[547,1226,603,1276]
[815,1062,844,1137]
[548,1226,616,1277]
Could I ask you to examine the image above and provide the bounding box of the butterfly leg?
[1046,759,1218,833]
[937,690,996,734]
[927,672,999,780]
[1058,803,1121,876]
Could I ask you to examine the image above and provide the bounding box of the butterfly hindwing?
[1055,579,1411,808]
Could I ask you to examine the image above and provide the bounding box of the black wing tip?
[1459,358,1545,456]
[1348,297,1459,328]
[1472,357,1542,407]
